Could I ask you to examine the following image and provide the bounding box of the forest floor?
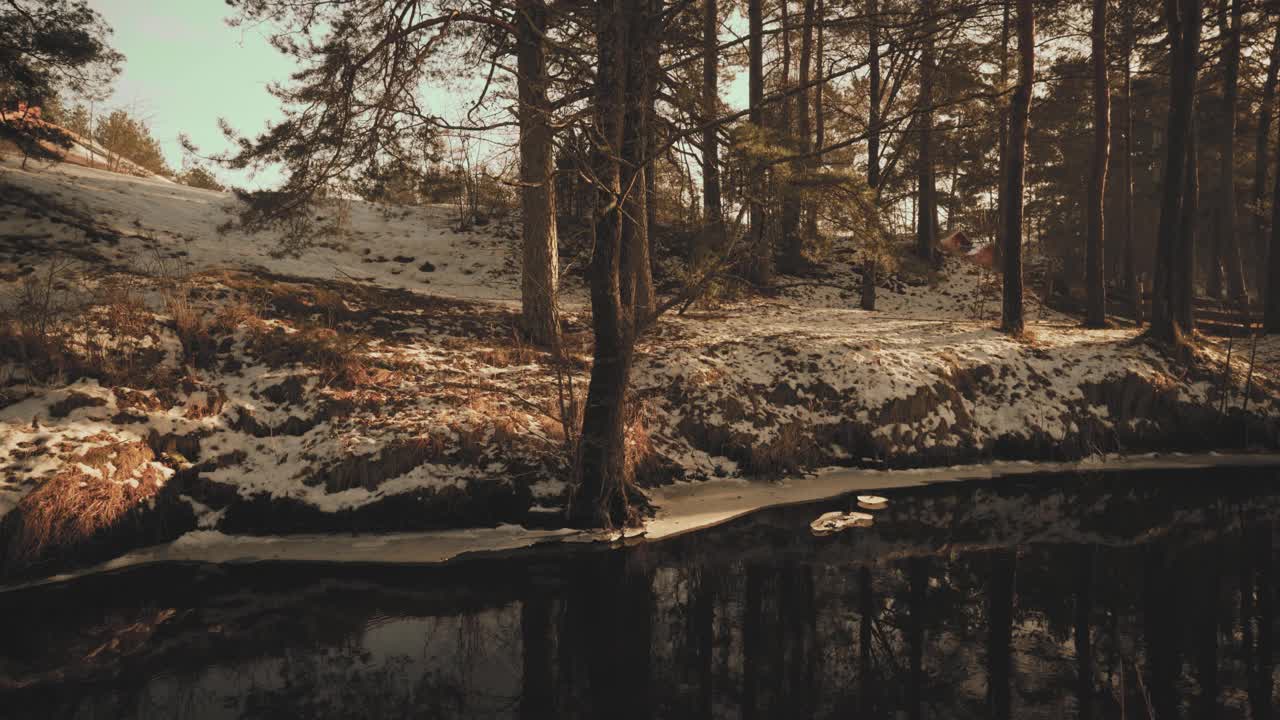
[2,156,1280,581]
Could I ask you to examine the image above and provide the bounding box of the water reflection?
[2,467,1280,719]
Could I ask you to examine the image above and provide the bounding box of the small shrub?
[163,285,216,369]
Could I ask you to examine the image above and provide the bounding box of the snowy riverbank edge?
[5,451,1277,592]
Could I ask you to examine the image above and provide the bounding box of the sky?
[84,1,752,190]
[86,0,295,188]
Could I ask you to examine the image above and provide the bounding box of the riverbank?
[5,452,1280,593]
[3,158,1280,581]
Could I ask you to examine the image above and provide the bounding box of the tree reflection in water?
[3,466,1280,719]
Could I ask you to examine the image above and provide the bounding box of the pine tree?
[0,0,121,164]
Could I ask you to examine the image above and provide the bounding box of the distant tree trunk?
[780,0,814,274]
[780,0,792,135]
[746,0,770,285]
[1151,0,1200,345]
[1085,0,1109,328]
[916,0,937,262]
[622,0,655,322]
[1255,26,1279,302]
[1178,106,1199,331]
[1001,0,1034,335]
[814,0,825,153]
[517,0,561,347]
[862,0,880,311]
[1219,0,1247,303]
[572,0,637,528]
[700,0,723,261]
[1122,5,1138,313]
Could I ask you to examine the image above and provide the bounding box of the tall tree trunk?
[1220,0,1247,303]
[908,557,927,720]
[517,0,561,347]
[1271,128,1280,332]
[699,0,723,261]
[688,568,715,718]
[862,0,880,311]
[645,0,662,250]
[1257,524,1275,720]
[858,565,875,714]
[572,0,637,529]
[1074,546,1094,720]
[521,592,556,719]
[1001,0,1034,335]
[778,0,798,270]
[1151,0,1201,345]
[1244,523,1261,720]
[987,551,1016,720]
[583,554,653,720]
[1122,5,1139,317]
[1085,0,1110,327]
[803,0,824,244]
[746,0,771,285]
[1255,25,1280,284]
[743,566,764,720]
[1144,546,1181,720]
[995,0,1010,267]
[622,0,655,322]
[916,0,937,261]
[1195,544,1221,719]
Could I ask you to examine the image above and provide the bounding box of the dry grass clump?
[247,323,375,388]
[211,298,262,335]
[0,260,169,387]
[625,405,668,486]
[0,257,79,382]
[83,276,162,385]
[2,441,164,573]
[748,421,819,478]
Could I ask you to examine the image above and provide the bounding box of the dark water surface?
[4,466,1280,719]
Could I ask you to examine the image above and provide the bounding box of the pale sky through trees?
[86,0,753,189]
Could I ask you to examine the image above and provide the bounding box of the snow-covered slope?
[0,159,522,302]
[1,157,1278,580]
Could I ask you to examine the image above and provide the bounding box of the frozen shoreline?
[5,451,1278,593]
